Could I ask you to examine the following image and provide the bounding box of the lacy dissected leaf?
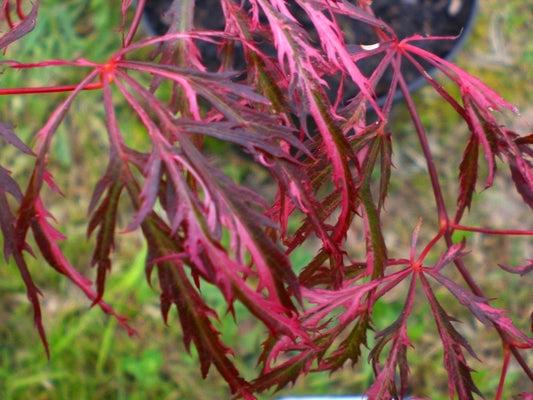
[251,0,360,263]
[399,38,519,184]
[366,326,410,400]
[167,265,253,396]
[429,271,533,349]
[431,241,467,272]
[148,0,203,74]
[105,70,295,312]
[271,157,348,260]
[303,278,380,329]
[30,196,136,335]
[117,134,308,365]
[367,275,417,400]
[253,329,342,394]
[357,129,391,279]
[478,128,533,211]
[254,0,325,84]
[15,70,100,242]
[7,70,138,353]
[110,58,305,318]
[87,163,125,303]
[290,102,357,283]
[116,2,362,291]
[114,59,269,122]
[253,275,402,394]
[420,273,482,400]
[462,97,502,190]
[138,215,256,398]
[361,189,387,280]
[171,135,301,310]
[252,347,315,394]
[295,0,381,109]
[2,0,532,397]
[0,0,39,50]
[0,165,48,356]
[322,311,370,371]
[400,38,518,115]
[113,59,306,164]
[171,119,304,161]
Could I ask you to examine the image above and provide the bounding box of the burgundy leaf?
[30,197,136,336]
[456,134,479,221]
[88,177,124,302]
[420,273,482,400]
[0,166,22,260]
[139,217,255,398]
[498,262,533,276]
[508,156,533,210]
[367,275,417,400]
[429,271,533,348]
[0,0,39,50]
[0,122,35,155]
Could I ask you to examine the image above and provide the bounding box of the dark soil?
[142,0,477,100]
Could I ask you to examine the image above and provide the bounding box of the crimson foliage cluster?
[0,1,532,399]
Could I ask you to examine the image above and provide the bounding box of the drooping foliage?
[0,1,532,399]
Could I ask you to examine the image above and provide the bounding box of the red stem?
[0,81,103,95]
[398,73,449,230]
[3,0,13,28]
[452,223,533,236]
[124,0,147,49]
[398,60,533,387]
[16,0,25,20]
[495,346,510,400]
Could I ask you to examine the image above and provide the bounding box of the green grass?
[1,0,532,399]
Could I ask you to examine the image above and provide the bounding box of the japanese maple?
[0,0,532,399]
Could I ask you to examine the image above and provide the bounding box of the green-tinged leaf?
[324,312,371,371]
[88,177,124,302]
[252,350,315,394]
[360,180,387,279]
[378,125,393,210]
[140,215,253,396]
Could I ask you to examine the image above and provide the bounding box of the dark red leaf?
[498,262,533,276]
[430,270,533,348]
[0,122,35,155]
[88,178,124,302]
[0,0,39,50]
[0,166,22,260]
[456,134,479,221]
[420,273,482,400]
[508,156,533,210]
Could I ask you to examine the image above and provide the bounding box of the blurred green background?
[0,0,532,399]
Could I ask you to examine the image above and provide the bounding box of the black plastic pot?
[142,0,478,103]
